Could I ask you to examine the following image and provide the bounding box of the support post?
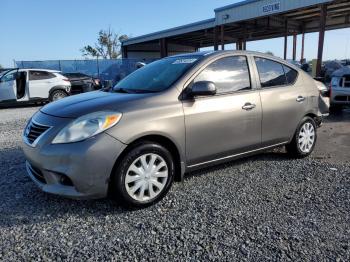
[292,33,297,61]
[122,46,128,58]
[284,20,288,60]
[301,32,305,63]
[160,38,168,58]
[214,26,219,51]
[316,5,327,77]
[220,25,225,50]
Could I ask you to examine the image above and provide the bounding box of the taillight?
[62,78,70,82]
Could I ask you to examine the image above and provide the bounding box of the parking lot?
[0,106,349,260]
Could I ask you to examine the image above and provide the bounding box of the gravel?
[0,106,349,261]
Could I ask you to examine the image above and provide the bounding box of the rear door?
[183,55,262,166]
[253,57,307,146]
[28,70,56,99]
[0,71,17,102]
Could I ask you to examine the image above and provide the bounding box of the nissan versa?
[22,51,328,207]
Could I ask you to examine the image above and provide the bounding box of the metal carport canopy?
[121,0,350,76]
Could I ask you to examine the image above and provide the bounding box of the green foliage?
[265,51,274,56]
[81,27,128,59]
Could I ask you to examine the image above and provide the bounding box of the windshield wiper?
[113,87,131,93]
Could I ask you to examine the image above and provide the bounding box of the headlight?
[52,111,122,144]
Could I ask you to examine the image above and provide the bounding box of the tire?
[286,117,317,158]
[111,142,175,208]
[49,89,68,102]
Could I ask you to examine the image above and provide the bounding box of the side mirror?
[190,81,217,97]
[136,62,146,69]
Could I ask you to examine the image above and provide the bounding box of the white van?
[0,69,71,105]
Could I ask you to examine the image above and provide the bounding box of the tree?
[81,27,128,59]
[265,51,274,56]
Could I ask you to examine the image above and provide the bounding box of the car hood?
[332,67,350,77]
[40,91,151,118]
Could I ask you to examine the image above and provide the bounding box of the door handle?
[296,96,305,102]
[242,103,256,110]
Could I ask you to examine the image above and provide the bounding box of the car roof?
[169,50,285,60]
[19,68,61,73]
[332,66,350,77]
[169,50,300,70]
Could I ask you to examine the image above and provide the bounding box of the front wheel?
[111,142,175,208]
[286,117,317,158]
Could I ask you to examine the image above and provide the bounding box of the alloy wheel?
[52,91,66,101]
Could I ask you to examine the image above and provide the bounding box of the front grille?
[340,75,350,88]
[24,120,50,145]
[27,162,46,184]
[334,96,350,102]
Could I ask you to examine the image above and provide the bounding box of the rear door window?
[29,71,55,81]
[254,57,286,88]
[283,65,298,85]
[193,56,251,94]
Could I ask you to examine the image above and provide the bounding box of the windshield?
[0,69,16,81]
[113,56,202,93]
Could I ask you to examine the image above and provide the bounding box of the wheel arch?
[110,134,185,188]
[49,86,69,96]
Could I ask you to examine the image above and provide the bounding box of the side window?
[254,57,287,88]
[193,56,251,94]
[283,65,298,84]
[29,71,55,81]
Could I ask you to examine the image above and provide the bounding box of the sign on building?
[262,2,281,14]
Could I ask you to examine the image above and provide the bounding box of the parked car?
[286,59,302,68]
[340,59,350,66]
[63,73,101,95]
[22,51,327,207]
[0,69,71,105]
[329,67,350,111]
[321,60,343,83]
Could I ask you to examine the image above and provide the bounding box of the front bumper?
[331,88,350,105]
[22,111,127,199]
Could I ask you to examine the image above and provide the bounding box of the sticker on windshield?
[172,58,197,64]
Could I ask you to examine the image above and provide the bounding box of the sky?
[1,0,350,67]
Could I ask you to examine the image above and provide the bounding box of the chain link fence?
[15,58,156,84]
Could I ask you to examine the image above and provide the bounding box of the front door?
[183,55,262,166]
[0,71,17,103]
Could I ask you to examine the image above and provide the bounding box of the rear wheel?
[286,117,317,158]
[49,90,68,102]
[111,142,175,208]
